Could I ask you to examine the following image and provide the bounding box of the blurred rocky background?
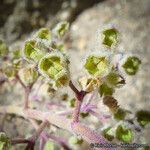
[0,0,150,149]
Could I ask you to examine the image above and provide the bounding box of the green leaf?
[102,28,118,47]
[102,127,114,141]
[114,108,126,120]
[38,51,70,87]
[122,56,141,75]
[84,56,111,77]
[136,110,150,127]
[0,132,11,150]
[35,28,51,40]
[116,125,133,142]
[0,40,9,57]
[99,83,114,97]
[53,21,69,37]
[44,141,55,150]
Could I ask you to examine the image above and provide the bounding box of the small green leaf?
[102,127,114,141]
[44,141,55,150]
[114,108,126,120]
[68,98,76,107]
[116,125,133,142]
[69,136,83,145]
[53,21,69,37]
[99,83,114,97]
[35,28,51,40]
[122,56,141,75]
[136,110,150,127]
[80,112,89,118]
[0,40,9,57]
[102,28,118,47]
[84,56,111,77]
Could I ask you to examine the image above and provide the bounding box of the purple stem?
[69,80,87,122]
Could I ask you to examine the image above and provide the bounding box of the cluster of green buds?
[83,27,141,97]
[22,21,70,88]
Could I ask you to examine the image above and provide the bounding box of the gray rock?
[0,0,102,44]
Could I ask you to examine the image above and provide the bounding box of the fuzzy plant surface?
[0,21,149,150]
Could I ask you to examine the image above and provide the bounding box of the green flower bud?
[102,28,119,47]
[122,56,141,75]
[103,96,119,112]
[78,77,101,92]
[0,132,11,150]
[61,93,68,101]
[53,21,69,37]
[12,49,21,59]
[35,28,51,40]
[18,66,38,86]
[106,71,124,88]
[68,98,76,107]
[136,110,150,127]
[99,83,114,97]
[84,55,111,77]
[80,112,89,118]
[3,64,16,78]
[0,40,9,57]
[13,59,22,70]
[116,125,133,142]
[102,127,114,141]
[23,40,45,62]
[114,108,126,120]
[38,51,70,87]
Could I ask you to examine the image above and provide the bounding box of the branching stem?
[69,80,87,122]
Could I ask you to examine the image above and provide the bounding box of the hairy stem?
[0,106,114,150]
[24,86,31,109]
[69,80,87,122]
[29,120,48,142]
